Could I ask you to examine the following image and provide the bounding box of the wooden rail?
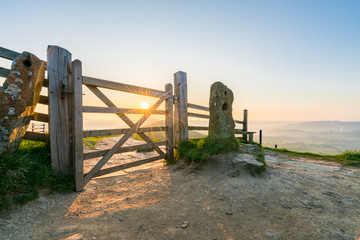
[83,127,166,138]
[0,47,21,60]
[82,106,166,115]
[83,76,172,98]
[83,141,167,160]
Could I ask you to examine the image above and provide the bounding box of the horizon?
[1,1,359,122]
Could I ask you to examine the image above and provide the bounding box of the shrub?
[177,137,239,164]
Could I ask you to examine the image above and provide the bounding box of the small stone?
[181,221,188,228]
[226,211,233,215]
[211,187,217,192]
[38,197,48,202]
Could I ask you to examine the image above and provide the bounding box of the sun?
[141,102,149,109]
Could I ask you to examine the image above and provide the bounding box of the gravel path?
[1,141,359,240]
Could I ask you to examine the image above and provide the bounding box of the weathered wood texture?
[86,85,165,156]
[83,127,166,138]
[0,47,20,60]
[0,67,11,78]
[82,106,166,115]
[47,46,72,173]
[187,103,209,111]
[84,96,166,184]
[174,71,188,146]
[83,141,167,160]
[83,76,171,98]
[23,132,48,142]
[71,60,84,191]
[165,83,174,162]
[242,109,248,140]
[33,112,49,122]
[38,95,49,105]
[188,112,210,119]
[189,126,208,131]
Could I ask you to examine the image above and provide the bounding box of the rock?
[225,211,233,215]
[64,233,85,240]
[209,82,235,138]
[181,221,188,228]
[0,52,45,155]
[233,153,263,167]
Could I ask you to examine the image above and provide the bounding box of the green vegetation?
[264,147,360,166]
[177,137,239,164]
[0,140,74,211]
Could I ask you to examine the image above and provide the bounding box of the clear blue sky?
[1,0,359,121]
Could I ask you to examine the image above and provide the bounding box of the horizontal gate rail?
[83,141,167,160]
[82,106,166,115]
[83,126,167,138]
[83,76,172,98]
[95,154,166,178]
[188,112,210,119]
[187,103,209,111]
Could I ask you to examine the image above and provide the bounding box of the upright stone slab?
[209,82,235,138]
[0,52,45,155]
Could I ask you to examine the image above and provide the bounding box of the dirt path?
[1,142,359,240]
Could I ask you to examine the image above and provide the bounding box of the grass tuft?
[177,137,239,164]
[264,147,360,166]
[0,140,74,211]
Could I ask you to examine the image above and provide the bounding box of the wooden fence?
[1,45,255,191]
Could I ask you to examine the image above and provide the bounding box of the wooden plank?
[242,109,248,141]
[71,60,84,191]
[234,120,244,124]
[43,78,49,88]
[165,83,174,162]
[188,112,210,119]
[86,85,165,156]
[187,103,209,111]
[83,76,171,98]
[33,112,49,122]
[83,141,167,160]
[47,45,72,173]
[0,47,20,60]
[174,71,188,146]
[82,106,166,115]
[38,95,49,105]
[84,96,166,184]
[0,67,11,78]
[189,126,208,131]
[83,126,166,138]
[23,132,49,142]
[94,154,166,178]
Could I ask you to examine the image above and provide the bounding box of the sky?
[1,0,359,122]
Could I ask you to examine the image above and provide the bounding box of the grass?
[177,137,240,164]
[0,140,74,211]
[264,147,360,166]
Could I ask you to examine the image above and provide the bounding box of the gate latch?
[61,81,73,98]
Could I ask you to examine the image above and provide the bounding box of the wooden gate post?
[71,60,84,191]
[165,83,174,162]
[242,109,248,141]
[47,46,72,173]
[174,71,188,147]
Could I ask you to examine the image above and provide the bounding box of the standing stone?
[209,82,235,138]
[0,52,46,155]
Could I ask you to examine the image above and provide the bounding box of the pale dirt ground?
[1,137,360,240]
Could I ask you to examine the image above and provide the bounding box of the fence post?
[174,71,188,147]
[71,60,84,191]
[165,83,174,162]
[259,129,262,145]
[242,109,248,141]
[47,45,72,173]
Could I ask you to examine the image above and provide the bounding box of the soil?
[0,139,359,240]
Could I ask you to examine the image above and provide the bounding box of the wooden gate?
[71,62,174,191]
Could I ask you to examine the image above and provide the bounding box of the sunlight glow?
[141,102,149,109]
